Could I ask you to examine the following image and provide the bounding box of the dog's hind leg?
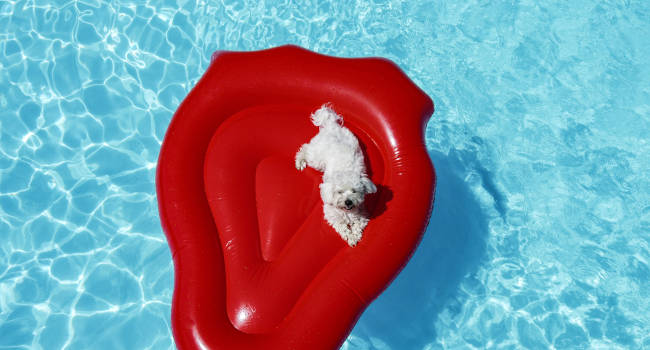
[295,145,308,171]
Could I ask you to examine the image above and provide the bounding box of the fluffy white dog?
[295,105,377,246]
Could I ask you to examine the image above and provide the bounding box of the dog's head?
[320,173,377,211]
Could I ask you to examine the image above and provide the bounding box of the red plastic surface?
[156,45,435,349]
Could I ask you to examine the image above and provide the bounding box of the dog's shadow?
[366,184,392,220]
[350,149,491,348]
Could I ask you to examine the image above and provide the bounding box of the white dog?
[295,105,377,246]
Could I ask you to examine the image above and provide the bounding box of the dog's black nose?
[345,199,353,208]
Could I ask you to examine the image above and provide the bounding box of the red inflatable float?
[156,45,435,349]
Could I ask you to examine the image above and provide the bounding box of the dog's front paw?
[351,223,365,237]
[332,223,349,235]
[331,223,353,244]
[334,224,362,247]
[345,231,362,247]
[346,218,368,246]
[352,217,368,231]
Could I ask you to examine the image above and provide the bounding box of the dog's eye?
[351,189,356,193]
[337,190,343,194]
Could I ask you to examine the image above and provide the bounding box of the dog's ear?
[319,183,335,204]
[361,177,377,194]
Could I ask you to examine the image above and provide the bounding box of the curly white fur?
[295,104,377,246]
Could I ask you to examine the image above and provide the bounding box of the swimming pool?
[1,0,648,349]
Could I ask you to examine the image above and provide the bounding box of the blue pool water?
[1,0,648,349]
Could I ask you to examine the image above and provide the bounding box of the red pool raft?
[156,45,435,349]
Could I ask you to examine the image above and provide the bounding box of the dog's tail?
[311,104,343,127]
